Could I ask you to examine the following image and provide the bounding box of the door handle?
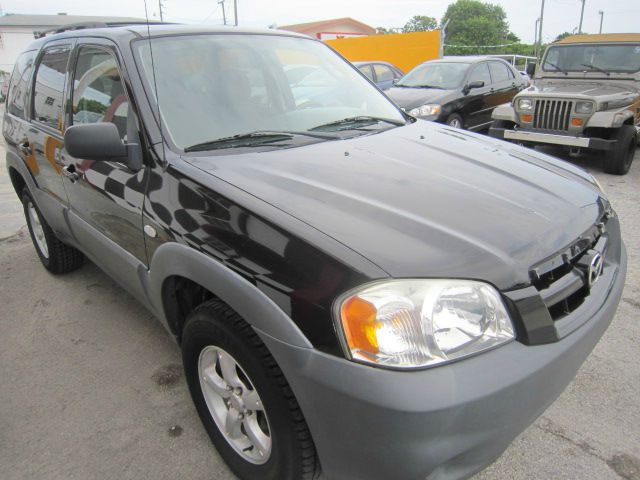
[62,164,80,183]
[19,141,32,156]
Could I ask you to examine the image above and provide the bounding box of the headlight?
[409,104,442,117]
[575,101,594,114]
[336,279,515,369]
[518,99,533,110]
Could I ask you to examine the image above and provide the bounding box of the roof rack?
[33,21,172,39]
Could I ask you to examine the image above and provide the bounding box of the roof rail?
[33,21,172,39]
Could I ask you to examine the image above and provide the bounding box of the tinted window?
[397,62,469,89]
[7,50,37,119]
[358,65,374,81]
[373,64,394,82]
[72,47,129,140]
[33,45,71,130]
[489,61,511,83]
[468,62,491,86]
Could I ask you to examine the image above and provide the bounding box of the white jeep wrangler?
[490,34,639,175]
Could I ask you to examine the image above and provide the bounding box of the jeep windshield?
[396,62,469,89]
[542,43,640,74]
[133,34,406,151]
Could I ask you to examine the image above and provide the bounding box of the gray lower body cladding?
[260,244,627,480]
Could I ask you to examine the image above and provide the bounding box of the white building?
[0,14,150,78]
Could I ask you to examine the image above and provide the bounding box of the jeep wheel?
[604,125,636,175]
[181,300,318,480]
[22,189,84,274]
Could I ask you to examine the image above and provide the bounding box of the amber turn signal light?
[571,118,584,126]
[340,296,379,354]
[521,114,533,123]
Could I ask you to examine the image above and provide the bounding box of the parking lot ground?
[1,136,639,479]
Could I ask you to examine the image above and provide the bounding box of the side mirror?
[64,122,129,161]
[526,63,536,77]
[464,80,484,94]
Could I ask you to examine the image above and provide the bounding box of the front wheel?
[181,300,318,480]
[445,113,464,129]
[604,125,637,175]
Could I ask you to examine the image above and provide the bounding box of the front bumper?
[489,127,615,151]
[259,244,626,480]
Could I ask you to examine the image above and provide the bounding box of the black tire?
[445,113,464,129]
[604,125,636,175]
[21,189,84,274]
[182,300,318,480]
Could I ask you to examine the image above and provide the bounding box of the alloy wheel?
[198,345,272,464]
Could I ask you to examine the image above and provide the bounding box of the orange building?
[279,17,376,40]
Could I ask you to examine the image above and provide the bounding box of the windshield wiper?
[580,63,610,76]
[184,130,337,152]
[544,61,568,75]
[309,116,405,132]
[414,84,445,89]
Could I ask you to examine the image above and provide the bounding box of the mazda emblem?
[587,252,604,288]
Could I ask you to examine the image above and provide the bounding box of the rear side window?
[7,50,37,119]
[71,47,129,140]
[373,64,394,82]
[33,44,71,130]
[489,61,512,83]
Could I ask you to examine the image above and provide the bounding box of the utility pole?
[439,19,450,59]
[598,10,604,34]
[233,0,238,26]
[537,0,546,61]
[158,0,164,21]
[578,0,586,34]
[533,20,537,59]
[219,0,227,25]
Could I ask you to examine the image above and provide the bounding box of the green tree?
[441,0,517,55]
[554,32,573,42]
[402,15,438,33]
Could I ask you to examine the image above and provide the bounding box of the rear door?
[60,38,149,295]
[488,61,520,108]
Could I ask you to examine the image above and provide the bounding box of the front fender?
[492,103,518,122]
[586,108,635,129]
[147,242,313,349]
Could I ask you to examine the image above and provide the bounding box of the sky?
[3,0,639,44]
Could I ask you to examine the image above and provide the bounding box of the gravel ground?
[1,120,639,479]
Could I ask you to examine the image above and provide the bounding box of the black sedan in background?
[386,56,526,131]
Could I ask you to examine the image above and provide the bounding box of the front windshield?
[133,34,405,150]
[542,43,640,73]
[397,62,469,89]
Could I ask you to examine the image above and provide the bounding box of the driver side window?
[468,63,491,87]
[72,47,129,141]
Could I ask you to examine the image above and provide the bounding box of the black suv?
[4,24,626,480]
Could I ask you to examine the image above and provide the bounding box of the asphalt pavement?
[1,114,639,479]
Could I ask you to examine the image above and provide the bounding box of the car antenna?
[143,0,168,167]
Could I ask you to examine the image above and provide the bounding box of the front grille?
[530,224,607,321]
[533,99,573,131]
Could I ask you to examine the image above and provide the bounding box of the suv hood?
[385,86,456,110]
[187,121,604,290]
[527,79,638,98]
